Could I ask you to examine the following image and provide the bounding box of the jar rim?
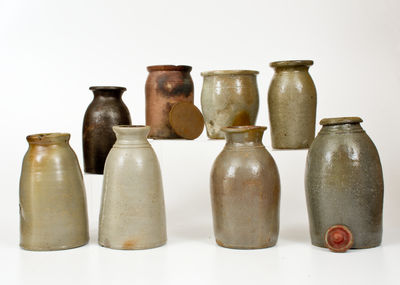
[89,86,127,91]
[320,117,363,126]
[201,70,259,76]
[147,65,192,72]
[221,125,267,133]
[27,133,70,144]
[114,125,147,129]
[270,60,314,68]
[113,125,150,132]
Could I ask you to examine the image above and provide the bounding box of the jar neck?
[273,66,310,73]
[92,90,124,99]
[113,126,151,147]
[319,123,365,135]
[223,126,266,149]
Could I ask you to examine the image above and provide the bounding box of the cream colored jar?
[99,125,167,250]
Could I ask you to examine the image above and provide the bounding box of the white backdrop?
[1,0,399,284]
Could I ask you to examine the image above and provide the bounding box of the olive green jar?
[201,70,260,139]
[20,133,89,251]
[268,60,317,149]
[305,117,383,252]
[210,126,280,249]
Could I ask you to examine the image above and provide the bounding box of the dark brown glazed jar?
[82,86,131,174]
[145,65,194,139]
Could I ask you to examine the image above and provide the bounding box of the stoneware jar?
[305,117,384,252]
[20,133,89,251]
[99,125,167,249]
[145,65,194,139]
[83,86,132,174]
[268,60,317,149]
[201,70,260,139]
[210,126,280,249]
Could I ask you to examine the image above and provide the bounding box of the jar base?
[20,239,89,251]
[84,168,104,175]
[272,146,310,150]
[215,239,277,250]
[311,240,381,250]
[149,136,184,140]
[271,139,313,150]
[98,239,167,250]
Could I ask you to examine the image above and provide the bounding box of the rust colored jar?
[305,117,384,252]
[82,86,131,174]
[210,126,280,249]
[145,65,194,139]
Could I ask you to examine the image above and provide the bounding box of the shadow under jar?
[82,86,131,174]
[305,117,383,252]
[20,133,89,251]
[201,70,260,139]
[210,126,280,249]
[268,60,317,149]
[145,65,194,139]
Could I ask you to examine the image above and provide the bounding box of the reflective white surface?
[1,0,399,283]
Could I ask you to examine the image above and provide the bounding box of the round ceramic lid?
[324,225,353,253]
[169,102,204,140]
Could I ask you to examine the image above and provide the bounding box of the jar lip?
[113,125,150,132]
[147,65,192,72]
[114,125,147,129]
[320,117,363,126]
[89,86,127,91]
[27,133,70,144]
[222,125,267,133]
[201,70,259,76]
[270,60,314,68]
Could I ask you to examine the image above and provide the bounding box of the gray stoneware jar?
[268,60,317,149]
[305,117,383,252]
[20,133,89,251]
[99,125,167,250]
[210,126,280,249]
[201,70,260,139]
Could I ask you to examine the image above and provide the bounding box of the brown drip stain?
[232,111,250,126]
[122,240,137,249]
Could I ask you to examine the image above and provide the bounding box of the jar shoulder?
[83,99,131,124]
[212,147,277,174]
[23,145,77,166]
[105,146,160,169]
[20,145,83,189]
[145,71,194,91]
[307,132,381,169]
[268,70,316,97]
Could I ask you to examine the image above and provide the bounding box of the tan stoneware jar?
[201,70,260,139]
[99,125,167,250]
[268,60,317,149]
[210,126,280,249]
[19,133,89,251]
[145,65,194,139]
[305,117,383,252]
